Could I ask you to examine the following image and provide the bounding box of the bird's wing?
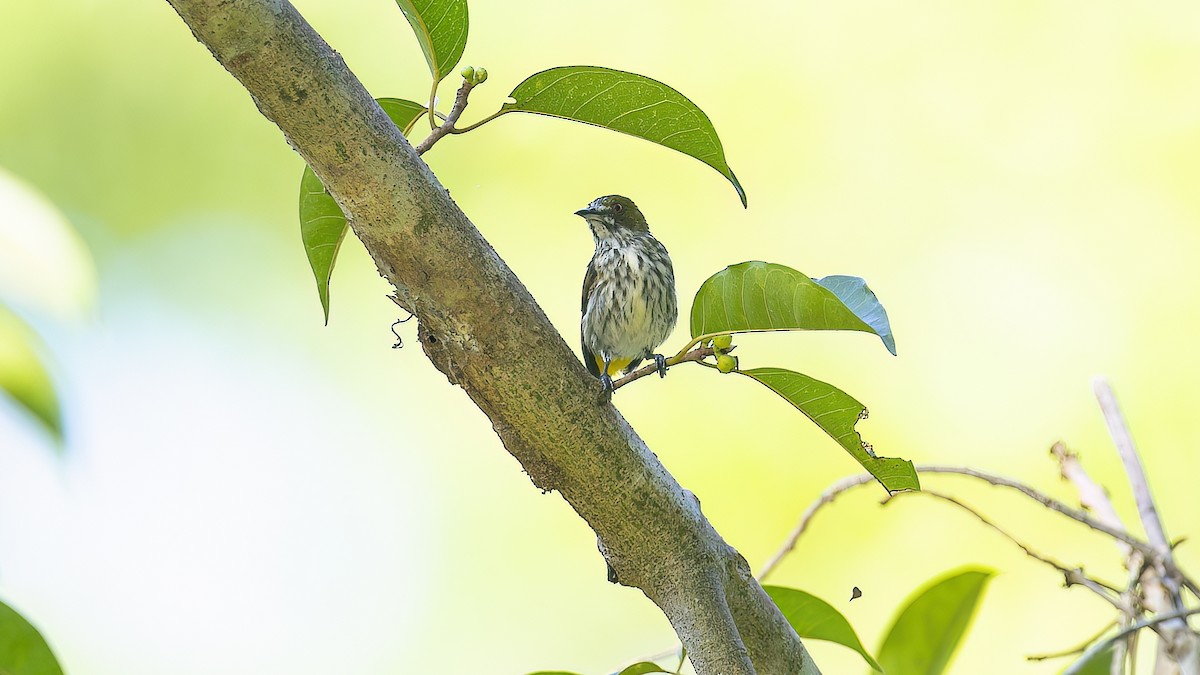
[581,254,599,313]
[581,255,601,378]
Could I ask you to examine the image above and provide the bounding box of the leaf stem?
[448,108,510,134]
[672,329,801,361]
[427,80,438,131]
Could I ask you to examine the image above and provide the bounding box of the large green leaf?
[764,586,881,671]
[739,368,918,491]
[0,598,65,675]
[0,306,61,441]
[691,262,896,355]
[876,569,994,675]
[393,0,468,85]
[299,99,426,323]
[503,66,746,206]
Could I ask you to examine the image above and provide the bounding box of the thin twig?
[916,464,1200,594]
[759,464,1198,597]
[611,346,717,391]
[1027,620,1118,661]
[1094,378,1186,613]
[415,78,476,155]
[757,474,877,582]
[1050,442,1158,661]
[1063,609,1200,675]
[895,489,1126,609]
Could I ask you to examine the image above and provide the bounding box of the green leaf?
[503,66,746,207]
[691,262,896,355]
[877,568,994,675]
[764,586,881,671]
[378,98,429,136]
[1064,644,1117,675]
[299,99,426,323]
[0,306,61,441]
[0,597,65,675]
[739,367,918,491]
[394,0,468,85]
[298,166,346,325]
[814,275,896,356]
[617,663,669,675]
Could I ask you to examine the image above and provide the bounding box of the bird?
[575,195,678,399]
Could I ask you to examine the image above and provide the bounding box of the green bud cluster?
[710,333,737,373]
[461,66,488,86]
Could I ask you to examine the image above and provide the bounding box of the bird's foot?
[654,353,668,378]
[598,374,614,403]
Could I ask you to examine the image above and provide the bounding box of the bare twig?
[895,489,1126,611]
[1064,609,1200,675]
[1050,441,1152,668]
[1027,620,1119,661]
[1051,442,1128,539]
[916,465,1198,591]
[758,474,877,582]
[1094,379,1185,609]
[612,346,718,391]
[414,78,476,155]
[761,464,1197,597]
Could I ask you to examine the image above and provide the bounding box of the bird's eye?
[612,203,624,214]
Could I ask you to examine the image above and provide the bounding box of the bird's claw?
[654,354,667,378]
[599,374,614,403]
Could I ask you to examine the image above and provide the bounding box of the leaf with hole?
[0,306,61,442]
[739,367,917,491]
[876,568,994,675]
[0,597,65,675]
[503,66,745,206]
[299,98,426,323]
[691,262,895,355]
[394,0,468,85]
[765,586,881,671]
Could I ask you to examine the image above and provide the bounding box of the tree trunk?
[162,1,820,673]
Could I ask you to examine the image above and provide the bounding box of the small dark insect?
[850,586,862,601]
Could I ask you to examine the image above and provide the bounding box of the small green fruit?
[460,66,475,81]
[473,67,488,84]
[716,354,738,374]
[713,334,733,351]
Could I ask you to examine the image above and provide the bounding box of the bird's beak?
[574,207,599,218]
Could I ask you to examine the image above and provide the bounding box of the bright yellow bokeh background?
[2,1,1199,674]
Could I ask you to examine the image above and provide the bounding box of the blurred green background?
[2,1,1199,673]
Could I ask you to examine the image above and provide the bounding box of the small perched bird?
[575,195,678,398]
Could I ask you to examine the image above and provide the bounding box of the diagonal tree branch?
[160,1,817,673]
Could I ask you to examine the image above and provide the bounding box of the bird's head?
[574,195,648,240]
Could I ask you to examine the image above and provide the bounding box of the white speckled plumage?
[577,196,677,380]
